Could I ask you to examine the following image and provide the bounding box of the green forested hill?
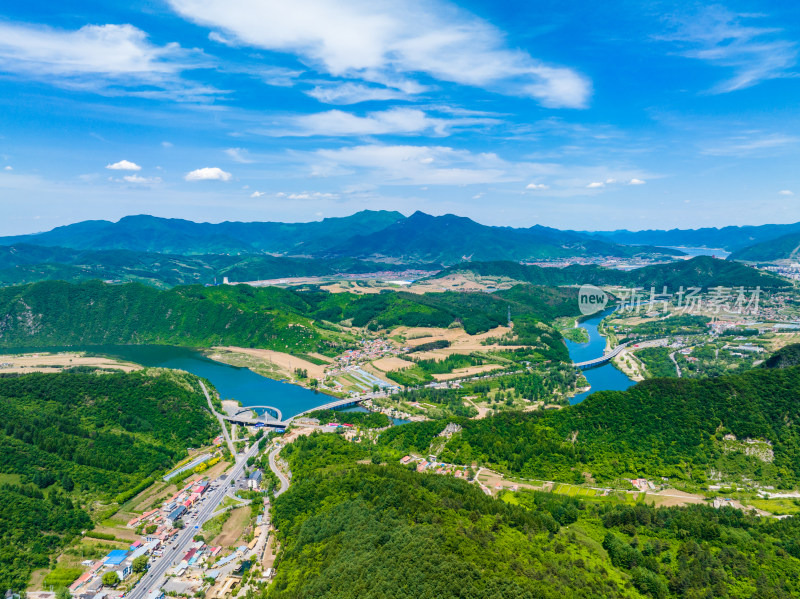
[0,243,428,289]
[380,364,800,487]
[432,256,789,289]
[0,280,580,355]
[326,211,681,264]
[0,369,217,589]
[0,211,405,255]
[266,434,800,599]
[728,231,800,262]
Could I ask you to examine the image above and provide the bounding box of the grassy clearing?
[746,498,800,515]
[43,568,82,588]
[203,510,232,540]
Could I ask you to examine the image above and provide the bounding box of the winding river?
[4,308,634,416]
[0,344,328,419]
[564,308,636,404]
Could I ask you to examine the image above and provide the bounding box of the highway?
[128,436,260,599]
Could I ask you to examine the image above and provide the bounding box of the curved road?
[269,445,290,497]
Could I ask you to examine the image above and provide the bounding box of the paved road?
[200,381,236,456]
[268,445,290,497]
[129,440,260,599]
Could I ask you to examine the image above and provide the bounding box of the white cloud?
[305,82,416,104]
[4,166,12,171]
[185,167,232,181]
[161,141,174,148]
[586,181,605,188]
[0,22,213,100]
[309,144,511,185]
[225,148,255,163]
[259,66,305,87]
[121,174,161,184]
[702,132,799,157]
[106,160,141,171]
[628,178,646,185]
[526,183,549,190]
[779,189,794,196]
[250,191,266,197]
[661,7,798,93]
[266,107,494,137]
[167,0,591,108]
[276,191,339,200]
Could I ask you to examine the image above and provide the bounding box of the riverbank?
[0,351,141,373]
[206,346,329,386]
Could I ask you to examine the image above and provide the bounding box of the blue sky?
[1,0,799,235]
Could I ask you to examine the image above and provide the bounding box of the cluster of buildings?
[630,478,657,492]
[334,339,402,368]
[129,479,212,539]
[68,546,162,599]
[402,455,472,479]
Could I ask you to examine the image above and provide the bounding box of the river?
[565,308,636,404]
[0,344,329,419]
[4,312,634,415]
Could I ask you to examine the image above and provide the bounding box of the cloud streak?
[0,22,215,100]
[661,7,798,93]
[167,0,591,108]
[261,107,498,137]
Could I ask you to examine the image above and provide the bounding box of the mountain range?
[0,211,680,265]
[431,256,790,289]
[727,231,800,262]
[581,221,800,252]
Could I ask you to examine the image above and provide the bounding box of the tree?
[174,518,185,529]
[145,524,158,534]
[101,572,119,587]
[55,588,69,599]
[132,555,148,573]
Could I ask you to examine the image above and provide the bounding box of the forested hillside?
[0,280,580,355]
[379,364,800,488]
[728,231,800,262]
[432,256,789,289]
[0,244,428,288]
[0,211,404,255]
[0,211,679,264]
[0,369,217,588]
[266,434,800,599]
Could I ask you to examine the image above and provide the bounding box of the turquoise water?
[336,405,409,425]
[0,344,330,419]
[565,309,635,404]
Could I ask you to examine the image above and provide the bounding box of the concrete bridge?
[285,394,375,423]
[221,391,388,428]
[573,342,629,370]
[223,404,285,427]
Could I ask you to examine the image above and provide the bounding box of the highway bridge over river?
[572,342,629,370]
[221,391,387,428]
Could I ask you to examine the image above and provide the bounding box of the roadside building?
[167,505,187,525]
[248,469,263,490]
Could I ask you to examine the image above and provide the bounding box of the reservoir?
[0,344,330,419]
[565,308,635,404]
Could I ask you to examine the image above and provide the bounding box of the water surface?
[0,344,329,419]
[565,309,635,404]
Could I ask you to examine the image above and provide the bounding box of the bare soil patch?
[0,352,140,374]
[212,506,250,547]
[371,356,416,372]
[211,346,327,379]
